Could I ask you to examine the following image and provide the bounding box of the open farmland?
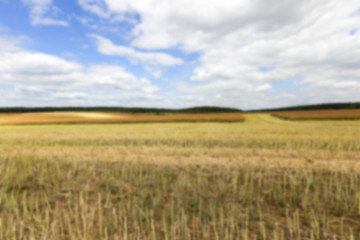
[272,109,360,120]
[0,112,244,124]
[0,113,360,239]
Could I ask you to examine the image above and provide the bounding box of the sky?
[0,0,359,110]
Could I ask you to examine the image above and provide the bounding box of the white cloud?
[90,34,184,67]
[22,0,69,26]
[78,0,110,18]
[77,0,139,24]
[0,52,82,79]
[82,0,327,50]
[85,65,158,94]
[0,35,25,53]
[73,15,93,25]
[0,35,161,107]
[90,34,183,78]
[77,0,360,108]
[3,0,360,109]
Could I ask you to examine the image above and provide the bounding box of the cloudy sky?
[0,0,359,110]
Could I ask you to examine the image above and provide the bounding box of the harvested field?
[0,112,245,124]
[272,109,360,120]
[0,113,359,239]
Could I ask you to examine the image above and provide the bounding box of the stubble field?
[272,109,360,120]
[0,113,359,239]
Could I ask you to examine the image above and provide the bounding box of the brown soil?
[0,112,244,124]
[271,109,360,120]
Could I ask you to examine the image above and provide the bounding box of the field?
[0,113,360,239]
[0,112,244,124]
[272,109,360,120]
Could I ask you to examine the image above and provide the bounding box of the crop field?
[272,109,360,120]
[0,112,244,124]
[0,113,360,239]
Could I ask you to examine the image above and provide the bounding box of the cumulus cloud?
[77,0,110,18]
[77,0,139,24]
[90,34,184,67]
[0,35,25,53]
[80,0,327,50]
[0,52,82,79]
[90,34,184,78]
[0,35,160,107]
[22,0,68,26]
[3,0,360,109]
[85,65,158,94]
[77,0,360,109]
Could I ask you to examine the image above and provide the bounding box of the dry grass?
[272,109,360,120]
[0,112,245,124]
[0,113,359,239]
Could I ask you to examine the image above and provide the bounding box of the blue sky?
[0,0,359,110]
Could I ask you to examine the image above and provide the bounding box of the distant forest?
[253,102,360,112]
[0,102,359,114]
[0,106,242,114]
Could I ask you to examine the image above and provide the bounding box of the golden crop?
[0,113,359,239]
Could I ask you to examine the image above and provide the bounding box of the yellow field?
[0,113,359,239]
[0,112,244,124]
[272,109,360,120]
